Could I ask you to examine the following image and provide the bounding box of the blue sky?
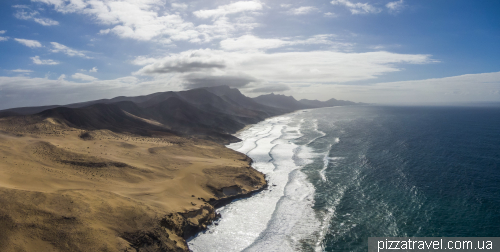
[1,0,499,109]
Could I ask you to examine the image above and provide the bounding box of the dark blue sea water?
[189,106,500,252]
[300,106,500,251]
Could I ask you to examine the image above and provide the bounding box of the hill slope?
[0,86,361,143]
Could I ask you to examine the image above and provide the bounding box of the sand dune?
[0,115,266,251]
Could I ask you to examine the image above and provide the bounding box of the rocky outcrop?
[121,169,267,252]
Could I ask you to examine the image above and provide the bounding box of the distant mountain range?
[253,93,362,110]
[0,86,363,143]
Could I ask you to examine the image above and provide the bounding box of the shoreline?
[186,110,305,251]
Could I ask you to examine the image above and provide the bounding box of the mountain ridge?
[0,86,361,143]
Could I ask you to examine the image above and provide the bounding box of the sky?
[0,0,499,109]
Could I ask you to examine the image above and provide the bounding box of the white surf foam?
[188,113,323,252]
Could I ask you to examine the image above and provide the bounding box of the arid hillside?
[0,115,266,251]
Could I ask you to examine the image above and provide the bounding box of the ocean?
[188,106,500,251]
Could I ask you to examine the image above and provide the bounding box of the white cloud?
[132,49,226,74]
[324,12,337,17]
[50,42,90,58]
[220,35,288,51]
[79,67,98,72]
[14,9,38,20]
[331,0,381,14]
[0,31,7,41]
[72,73,98,81]
[386,0,404,13]
[34,17,60,26]
[288,6,318,15]
[34,0,260,43]
[34,0,197,41]
[14,38,43,48]
[219,34,350,51]
[171,3,188,10]
[14,9,59,26]
[31,56,59,65]
[11,69,34,73]
[193,1,263,19]
[131,56,159,66]
[134,48,434,85]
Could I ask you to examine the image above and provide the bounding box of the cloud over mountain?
[184,74,256,89]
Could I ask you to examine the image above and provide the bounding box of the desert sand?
[0,115,266,251]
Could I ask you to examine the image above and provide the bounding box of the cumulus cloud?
[33,0,261,43]
[288,6,318,15]
[135,49,434,86]
[193,1,263,19]
[331,0,381,14]
[33,0,197,41]
[0,30,6,34]
[184,74,256,89]
[72,73,98,81]
[31,56,59,65]
[89,67,98,73]
[50,42,90,58]
[386,0,404,13]
[14,9,59,26]
[14,38,43,48]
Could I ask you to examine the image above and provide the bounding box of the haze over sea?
[189,106,500,251]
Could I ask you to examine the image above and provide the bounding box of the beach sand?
[0,115,266,251]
